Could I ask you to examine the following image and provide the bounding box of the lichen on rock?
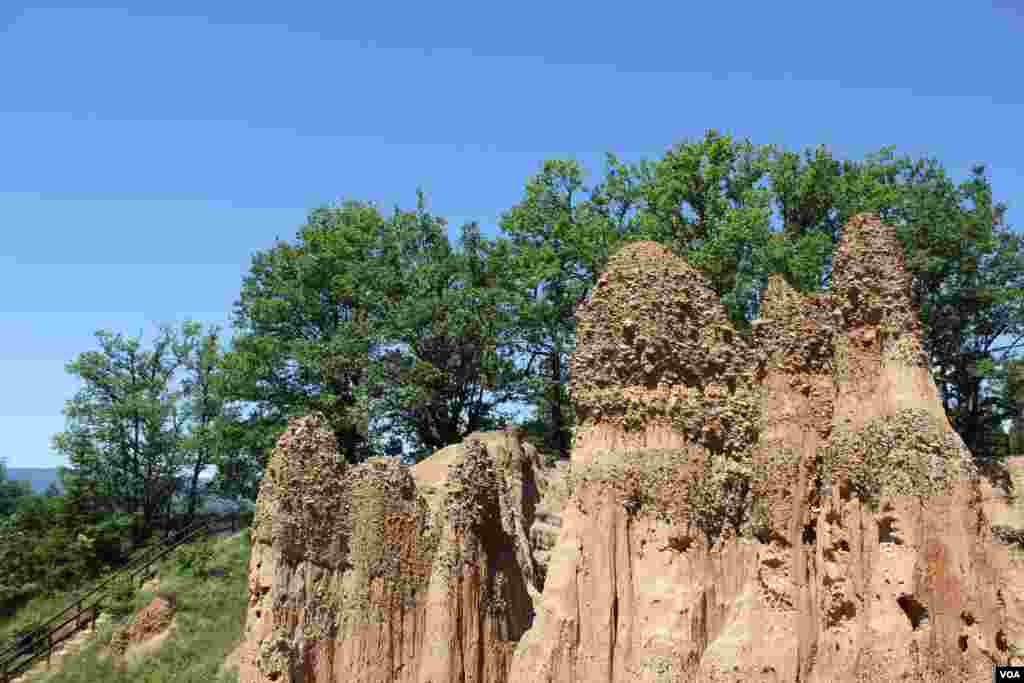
[820,407,975,509]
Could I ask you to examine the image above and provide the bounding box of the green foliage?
[0,458,32,517]
[634,130,775,324]
[103,575,139,619]
[224,200,387,463]
[363,201,527,461]
[49,306,268,537]
[0,490,139,613]
[766,144,845,242]
[225,195,528,464]
[176,322,263,510]
[23,531,250,683]
[499,159,629,457]
[1007,360,1024,455]
[51,327,187,526]
[173,538,216,578]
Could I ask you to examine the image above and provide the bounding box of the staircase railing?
[0,513,244,682]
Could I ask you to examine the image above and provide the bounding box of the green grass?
[0,592,77,645]
[17,530,251,683]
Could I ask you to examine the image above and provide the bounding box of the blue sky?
[1,2,1022,467]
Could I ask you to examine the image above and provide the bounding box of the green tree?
[224,195,534,465]
[1006,359,1024,455]
[499,159,633,458]
[224,201,385,463]
[203,402,273,502]
[0,482,137,607]
[176,321,234,520]
[760,144,845,292]
[0,458,32,517]
[364,200,525,461]
[632,129,775,323]
[51,328,184,528]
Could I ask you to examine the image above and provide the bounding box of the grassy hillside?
[12,529,250,683]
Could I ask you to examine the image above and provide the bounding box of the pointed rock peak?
[570,238,757,460]
[252,413,346,549]
[831,213,918,333]
[267,413,341,470]
[755,273,834,374]
[603,239,678,267]
[761,273,804,317]
[256,413,344,499]
[574,238,733,389]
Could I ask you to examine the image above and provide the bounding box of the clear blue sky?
[2,2,1022,467]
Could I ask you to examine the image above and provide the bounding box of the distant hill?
[3,468,253,512]
[5,467,60,493]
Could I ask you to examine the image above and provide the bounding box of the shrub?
[173,538,216,578]
[684,454,753,543]
[820,408,969,510]
[103,576,138,619]
[239,510,255,529]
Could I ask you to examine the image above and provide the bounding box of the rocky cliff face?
[237,420,557,683]
[240,214,1024,682]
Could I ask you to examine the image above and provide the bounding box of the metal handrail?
[0,516,235,679]
[0,516,207,664]
[0,514,242,681]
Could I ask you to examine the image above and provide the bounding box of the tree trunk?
[186,459,204,525]
[550,275,570,460]
[550,349,569,459]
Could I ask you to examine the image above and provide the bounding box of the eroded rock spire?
[239,214,1024,683]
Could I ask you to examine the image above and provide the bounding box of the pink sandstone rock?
[239,214,1024,682]
[510,215,1024,682]
[237,421,555,683]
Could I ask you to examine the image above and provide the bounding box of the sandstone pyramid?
[239,214,1024,683]
[237,419,558,682]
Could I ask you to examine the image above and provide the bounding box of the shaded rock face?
[241,214,1024,682]
[238,420,559,683]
